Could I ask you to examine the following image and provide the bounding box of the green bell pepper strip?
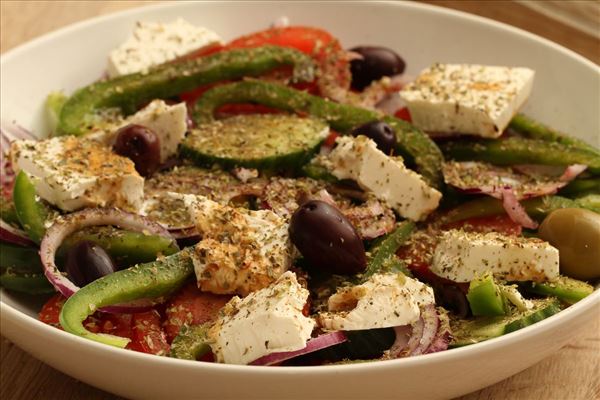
[60,248,195,348]
[12,172,179,261]
[58,46,316,136]
[442,195,597,224]
[13,171,54,244]
[440,137,600,175]
[46,91,68,133]
[558,178,600,197]
[466,273,508,317]
[193,80,444,189]
[362,221,415,279]
[57,226,179,268]
[169,324,212,360]
[0,242,42,271]
[509,114,600,156]
[0,242,54,294]
[0,198,21,227]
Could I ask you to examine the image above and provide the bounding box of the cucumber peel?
[182,114,328,170]
[450,298,562,347]
[169,324,212,360]
[521,276,593,305]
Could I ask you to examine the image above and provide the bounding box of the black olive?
[351,121,397,154]
[65,241,117,287]
[114,124,161,177]
[289,200,367,275]
[434,284,470,318]
[349,46,405,91]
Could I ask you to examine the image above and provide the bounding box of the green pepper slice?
[362,221,415,279]
[440,137,600,174]
[193,80,444,189]
[13,171,54,244]
[466,273,508,316]
[58,46,315,136]
[60,248,194,348]
[0,242,54,294]
[509,114,600,156]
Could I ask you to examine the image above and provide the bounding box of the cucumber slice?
[450,298,562,347]
[466,273,508,316]
[170,324,211,360]
[181,114,328,170]
[522,276,594,305]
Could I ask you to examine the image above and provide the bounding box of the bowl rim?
[1,0,599,375]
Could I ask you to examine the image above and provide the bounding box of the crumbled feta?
[318,273,435,330]
[107,19,222,77]
[208,271,315,365]
[323,135,441,221]
[10,137,143,212]
[400,63,535,138]
[183,194,292,296]
[431,230,559,283]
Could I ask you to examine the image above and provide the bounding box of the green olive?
[538,208,600,280]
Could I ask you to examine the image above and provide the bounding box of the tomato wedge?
[180,26,350,109]
[39,294,169,355]
[128,310,170,355]
[163,282,231,343]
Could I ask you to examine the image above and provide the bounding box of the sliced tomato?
[394,107,412,122]
[39,295,170,355]
[163,283,231,343]
[39,294,65,328]
[128,310,170,355]
[323,131,340,148]
[179,26,350,108]
[443,215,522,236]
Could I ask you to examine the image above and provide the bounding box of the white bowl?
[1,2,599,399]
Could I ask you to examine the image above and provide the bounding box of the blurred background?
[1,0,599,64]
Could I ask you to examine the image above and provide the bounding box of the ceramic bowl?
[1,2,598,399]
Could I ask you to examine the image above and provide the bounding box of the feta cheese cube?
[183,194,292,296]
[400,63,535,138]
[10,137,143,212]
[431,230,559,283]
[324,135,441,221]
[108,19,222,77]
[208,271,315,365]
[318,273,435,330]
[126,100,187,162]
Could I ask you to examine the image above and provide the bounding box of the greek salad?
[1,18,599,366]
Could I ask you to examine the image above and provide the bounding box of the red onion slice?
[409,305,439,356]
[386,305,441,358]
[39,208,176,311]
[424,311,451,354]
[0,219,35,246]
[249,331,347,366]
[443,161,587,200]
[501,187,539,229]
